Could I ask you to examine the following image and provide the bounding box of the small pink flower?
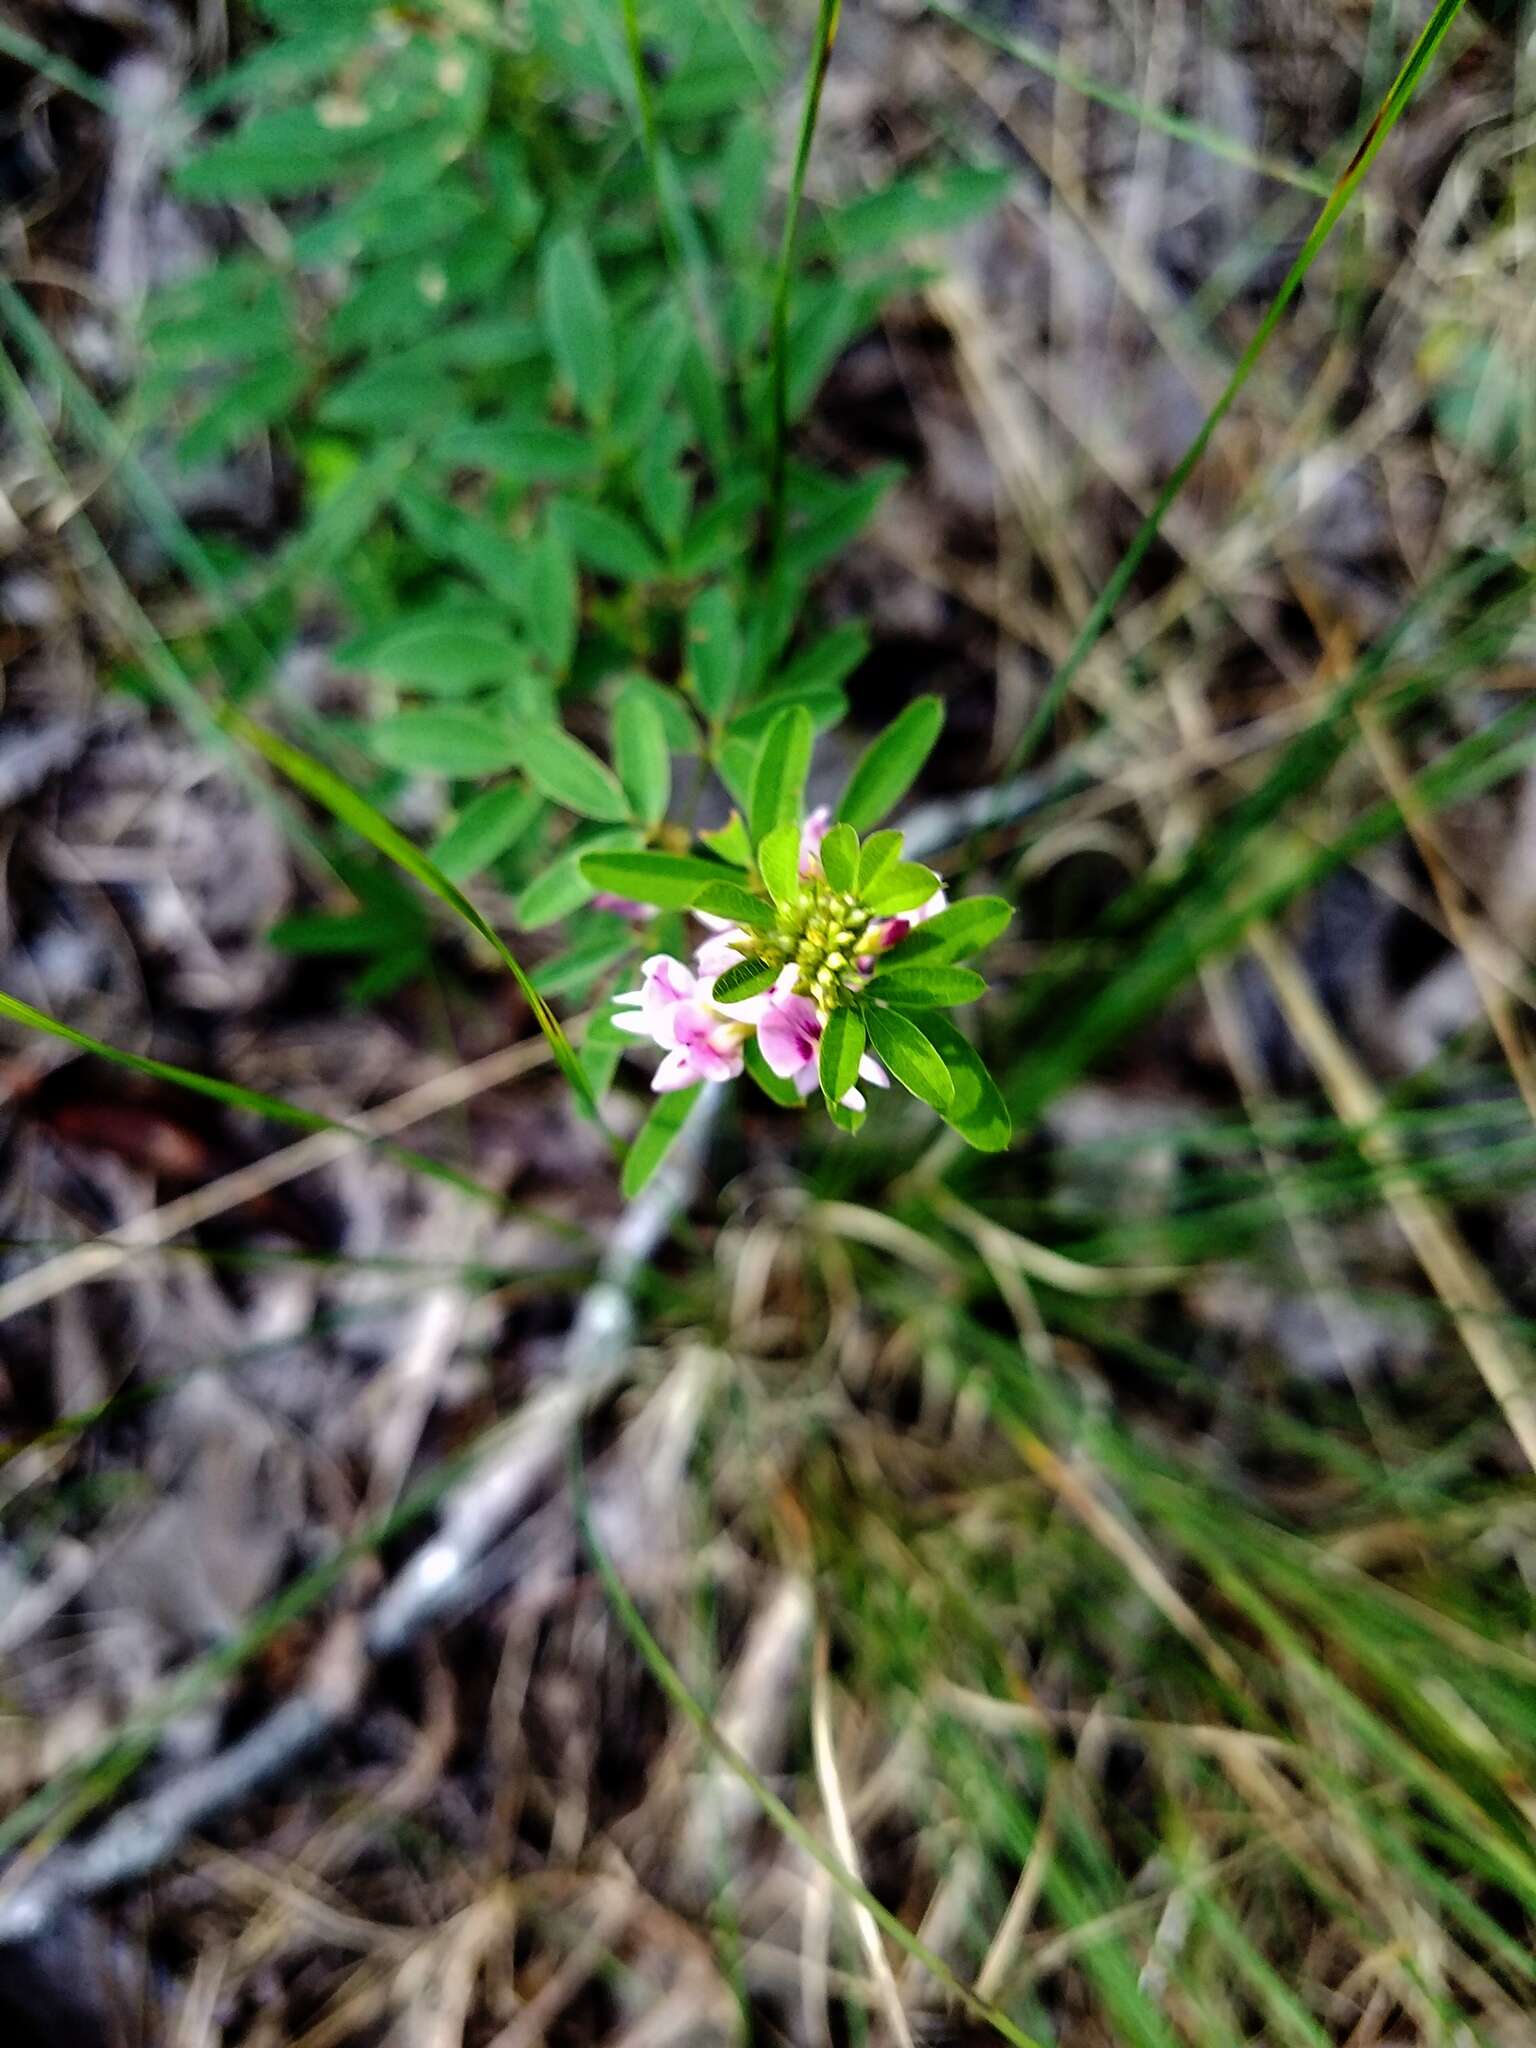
[592,891,650,921]
[653,1002,748,1089]
[758,987,823,1082]
[757,972,890,1110]
[614,952,756,1092]
[799,805,832,876]
[613,954,700,1048]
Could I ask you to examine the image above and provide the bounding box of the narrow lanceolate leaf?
[224,710,598,1124]
[882,895,1013,965]
[0,990,498,1204]
[836,694,944,831]
[817,820,858,894]
[711,958,776,1005]
[695,879,776,930]
[687,585,742,720]
[518,726,630,822]
[749,704,813,848]
[870,966,987,1008]
[819,1006,865,1107]
[865,861,942,915]
[612,683,670,825]
[366,711,524,777]
[757,821,802,909]
[858,828,903,893]
[622,1083,702,1197]
[538,228,615,423]
[579,848,748,908]
[919,1015,1012,1152]
[864,1006,954,1112]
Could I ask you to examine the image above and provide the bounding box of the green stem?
[1006,0,1471,773]
[764,0,842,574]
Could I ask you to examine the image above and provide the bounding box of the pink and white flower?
[613,954,756,1091]
[751,968,889,1110]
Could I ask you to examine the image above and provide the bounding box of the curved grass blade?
[1006,0,1471,772]
[0,990,503,1208]
[571,1430,1047,2048]
[221,709,602,1129]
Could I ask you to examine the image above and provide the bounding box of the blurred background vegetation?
[4,0,1536,2043]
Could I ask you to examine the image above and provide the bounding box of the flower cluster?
[614,808,944,1102]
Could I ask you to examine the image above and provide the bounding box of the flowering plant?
[582,698,1011,1185]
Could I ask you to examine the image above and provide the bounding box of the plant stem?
[764,0,843,574]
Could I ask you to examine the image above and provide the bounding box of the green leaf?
[749,704,813,849]
[837,695,945,832]
[366,711,523,776]
[694,881,776,930]
[538,227,615,423]
[221,710,597,1122]
[883,895,1012,964]
[918,1015,1011,1152]
[757,821,802,908]
[177,356,306,466]
[857,829,903,893]
[579,848,746,909]
[866,861,942,915]
[516,828,636,928]
[745,1035,806,1107]
[775,622,868,697]
[815,164,1012,256]
[523,514,578,675]
[343,616,523,694]
[819,1007,866,1107]
[553,498,664,581]
[687,586,741,720]
[612,684,671,825]
[434,420,596,484]
[817,821,858,894]
[869,966,987,1007]
[700,812,753,868]
[611,673,699,755]
[430,782,542,880]
[727,685,847,744]
[623,1083,703,1197]
[518,726,630,822]
[611,300,688,446]
[711,958,776,1005]
[863,1006,953,1112]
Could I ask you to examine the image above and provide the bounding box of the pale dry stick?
[973,1784,1058,2005]
[810,1629,916,2048]
[0,1033,556,1327]
[1247,920,1536,1473]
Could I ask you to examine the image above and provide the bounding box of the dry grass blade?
[810,1628,916,2048]
[1248,921,1536,1474]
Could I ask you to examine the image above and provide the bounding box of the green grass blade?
[925,0,1330,196]
[0,990,505,1209]
[765,0,842,570]
[1006,0,1472,771]
[223,710,603,1130]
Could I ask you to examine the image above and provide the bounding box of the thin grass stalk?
[764,0,842,571]
[1005,0,1471,771]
